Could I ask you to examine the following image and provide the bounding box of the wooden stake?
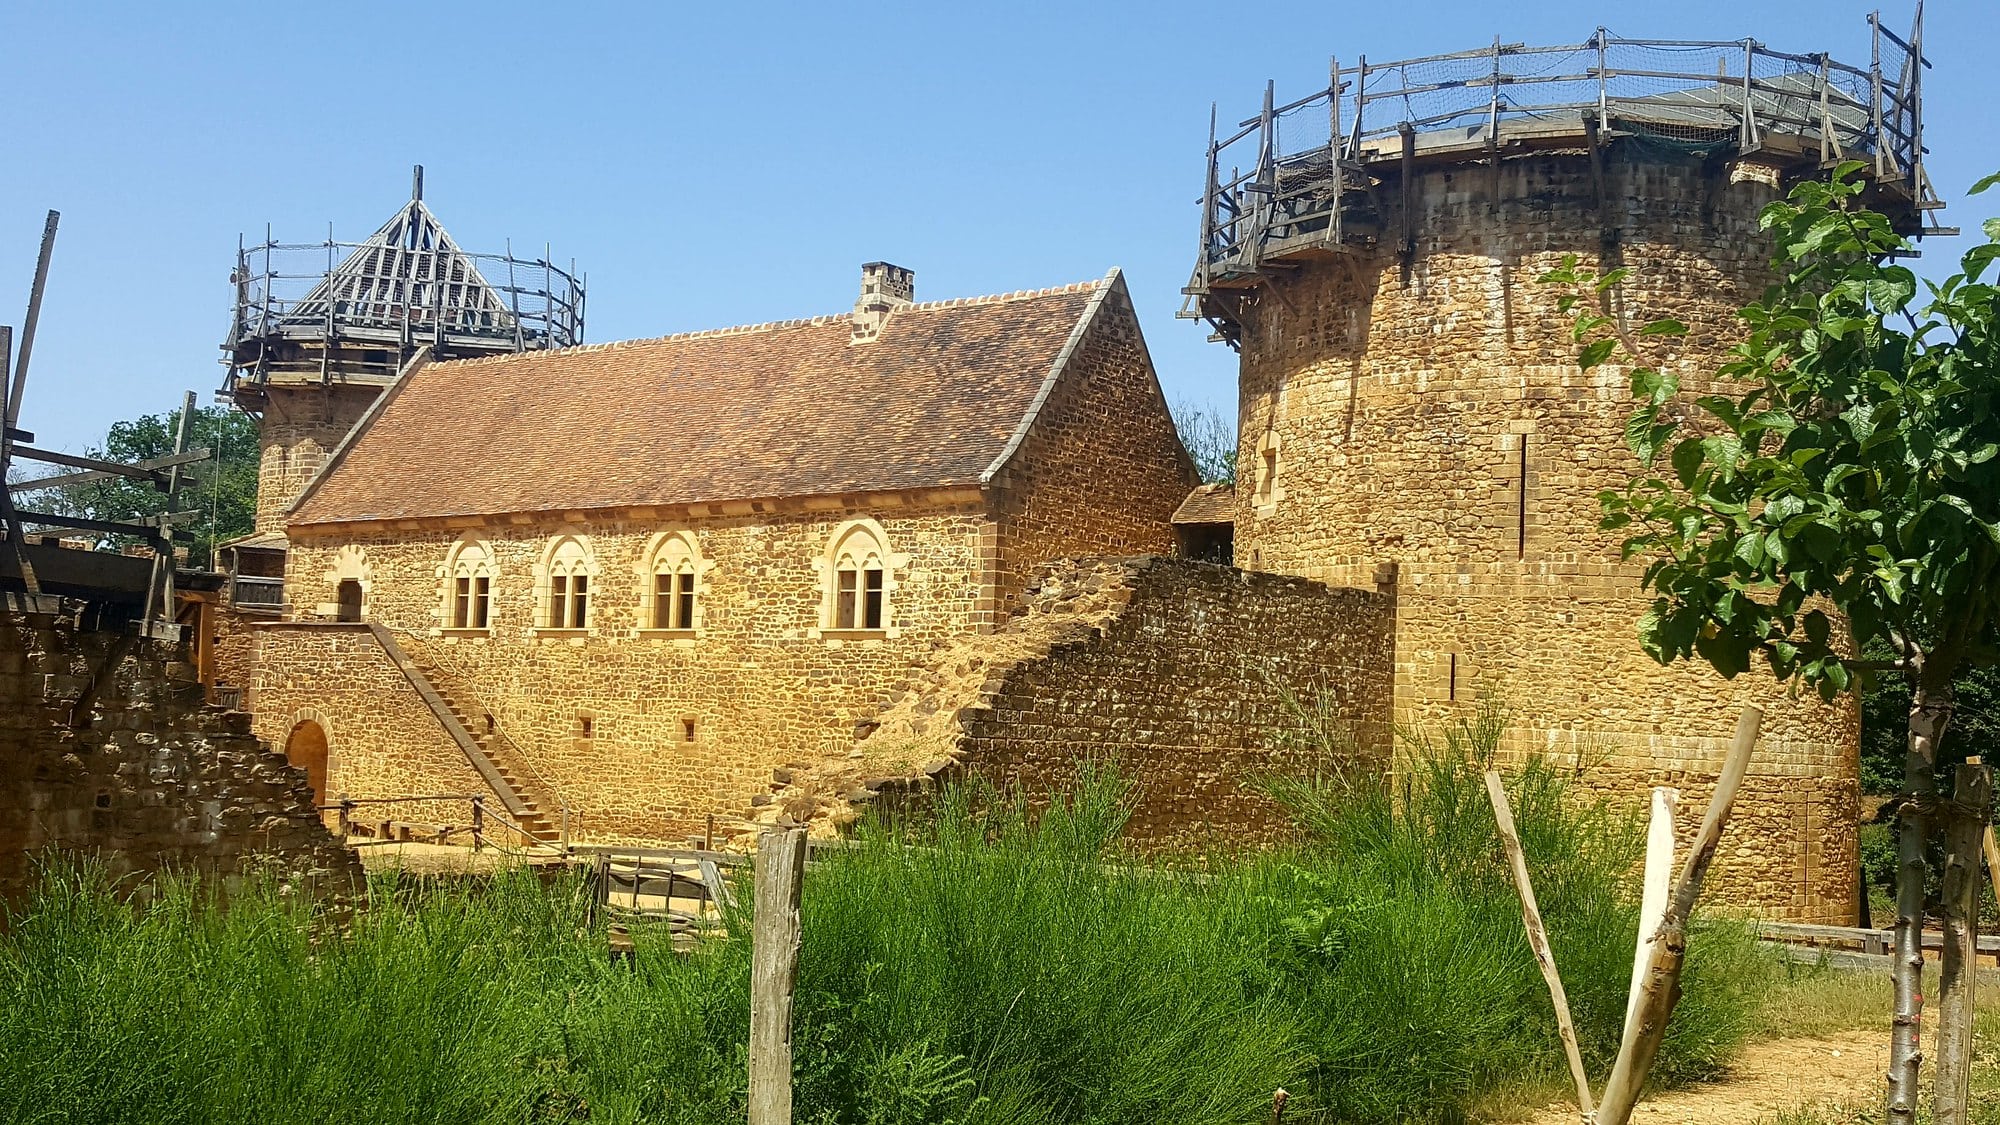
[1596,705,1761,1125]
[749,826,807,1125]
[1934,761,1990,1125]
[1982,823,2000,930]
[1485,769,1595,1120]
[1625,787,1679,1039]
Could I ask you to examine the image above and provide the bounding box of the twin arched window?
[543,537,595,629]
[444,538,495,629]
[436,525,893,636]
[646,532,701,631]
[827,522,889,631]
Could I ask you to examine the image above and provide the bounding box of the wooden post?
[1596,705,1761,1125]
[471,796,485,851]
[1982,822,2000,947]
[337,798,354,839]
[1934,760,1991,1124]
[1625,787,1679,1039]
[1485,769,1595,1120]
[749,826,807,1125]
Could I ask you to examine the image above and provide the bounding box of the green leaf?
[1765,529,1789,567]
[1974,170,2000,197]
[1638,319,1689,337]
[1579,338,1618,371]
[1671,439,1705,489]
[1734,534,1768,570]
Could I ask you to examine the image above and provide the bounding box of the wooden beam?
[8,211,58,430]
[9,447,215,491]
[12,509,196,539]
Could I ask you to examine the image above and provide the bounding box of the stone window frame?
[810,517,910,641]
[319,544,370,622]
[637,529,713,637]
[534,534,600,635]
[438,536,497,633]
[1253,427,1284,513]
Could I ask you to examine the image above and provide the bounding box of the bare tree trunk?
[1594,705,1760,1125]
[1934,761,1990,1125]
[1888,680,1952,1122]
[1484,769,1595,1120]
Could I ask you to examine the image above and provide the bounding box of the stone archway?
[284,720,331,812]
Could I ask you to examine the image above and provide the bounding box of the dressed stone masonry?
[0,599,359,905]
[1224,149,1859,922]
[249,267,1198,844]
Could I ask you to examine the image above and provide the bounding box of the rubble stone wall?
[0,600,357,906]
[1229,146,1858,920]
[249,622,490,832]
[762,557,1397,846]
[275,501,994,844]
[989,283,1198,616]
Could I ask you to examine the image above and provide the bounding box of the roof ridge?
[430,275,1109,369]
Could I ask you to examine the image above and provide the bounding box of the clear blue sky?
[4,1,1996,454]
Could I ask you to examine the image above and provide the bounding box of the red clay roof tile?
[290,278,1108,525]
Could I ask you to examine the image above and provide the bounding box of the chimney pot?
[852,262,914,343]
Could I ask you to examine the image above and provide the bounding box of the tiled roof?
[1171,482,1235,525]
[290,276,1113,525]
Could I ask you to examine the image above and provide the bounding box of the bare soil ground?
[1519,1029,1885,1125]
[350,841,565,875]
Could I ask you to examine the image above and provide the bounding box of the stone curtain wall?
[989,280,1198,614]
[209,603,264,706]
[276,500,993,844]
[249,623,492,833]
[756,557,1396,845]
[0,600,358,906]
[1229,147,1858,921]
[255,385,381,537]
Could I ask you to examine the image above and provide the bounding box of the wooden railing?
[326,793,559,854]
[1759,920,2000,970]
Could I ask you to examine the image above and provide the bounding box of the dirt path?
[1520,1029,1884,1125]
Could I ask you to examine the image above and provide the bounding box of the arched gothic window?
[644,531,702,631]
[443,538,495,630]
[826,523,889,631]
[541,536,595,629]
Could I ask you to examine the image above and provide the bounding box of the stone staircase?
[365,625,563,846]
[425,677,562,845]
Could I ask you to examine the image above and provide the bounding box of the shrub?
[1243,705,1766,1121]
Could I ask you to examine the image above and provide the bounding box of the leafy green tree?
[41,403,259,567]
[1862,647,2000,795]
[1544,164,2000,1124]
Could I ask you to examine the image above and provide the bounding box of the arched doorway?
[284,720,331,814]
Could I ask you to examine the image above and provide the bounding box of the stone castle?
[201,27,1946,922]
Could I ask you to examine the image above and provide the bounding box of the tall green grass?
[0,728,1772,1124]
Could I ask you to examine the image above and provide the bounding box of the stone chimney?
[851,262,915,344]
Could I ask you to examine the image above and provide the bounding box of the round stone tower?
[222,166,585,539]
[1185,25,1940,922]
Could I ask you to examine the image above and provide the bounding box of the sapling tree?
[1544,164,2000,1125]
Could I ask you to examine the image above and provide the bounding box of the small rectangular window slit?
[1449,653,1458,701]
[1516,436,1529,560]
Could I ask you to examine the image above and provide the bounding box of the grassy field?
[0,743,1970,1124]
